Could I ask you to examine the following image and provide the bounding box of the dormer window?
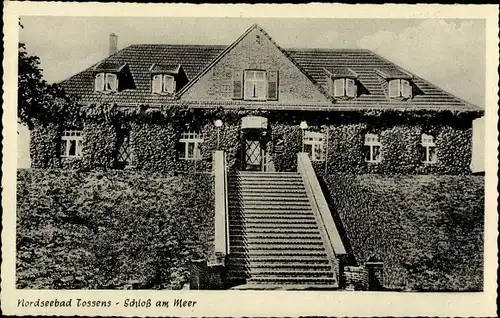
[333,78,356,97]
[389,79,412,99]
[95,73,118,93]
[93,62,130,93]
[376,69,414,99]
[324,67,359,98]
[149,64,187,95]
[152,74,176,94]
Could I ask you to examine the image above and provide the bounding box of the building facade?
[29,24,482,175]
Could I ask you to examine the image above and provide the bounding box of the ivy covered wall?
[29,105,477,175]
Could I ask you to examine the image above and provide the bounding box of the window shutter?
[152,75,162,93]
[401,80,412,98]
[232,70,243,100]
[267,71,278,101]
[388,79,400,98]
[333,79,345,97]
[346,78,356,97]
[95,73,104,91]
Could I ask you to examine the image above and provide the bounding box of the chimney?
[109,33,118,55]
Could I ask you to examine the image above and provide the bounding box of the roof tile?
[59,44,479,111]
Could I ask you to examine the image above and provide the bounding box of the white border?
[2,3,498,317]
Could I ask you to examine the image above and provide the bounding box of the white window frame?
[333,78,345,97]
[401,79,412,98]
[421,134,437,164]
[303,131,325,162]
[61,130,83,158]
[244,70,267,101]
[332,78,356,97]
[179,132,203,160]
[95,72,118,92]
[364,133,382,163]
[389,79,412,98]
[388,79,401,98]
[152,74,176,94]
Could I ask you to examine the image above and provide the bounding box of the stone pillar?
[365,261,384,291]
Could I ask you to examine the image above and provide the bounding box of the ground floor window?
[116,130,134,167]
[303,131,325,162]
[421,133,437,164]
[364,133,382,163]
[178,132,203,160]
[61,130,83,158]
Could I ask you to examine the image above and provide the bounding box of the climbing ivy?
[28,103,478,175]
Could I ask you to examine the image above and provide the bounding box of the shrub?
[323,174,484,291]
[16,169,214,289]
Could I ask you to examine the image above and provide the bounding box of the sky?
[17,17,486,168]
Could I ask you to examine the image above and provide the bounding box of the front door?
[242,131,266,171]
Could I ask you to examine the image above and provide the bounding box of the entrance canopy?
[241,116,268,130]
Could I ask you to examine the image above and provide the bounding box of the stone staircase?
[225,171,339,289]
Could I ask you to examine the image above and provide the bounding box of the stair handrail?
[213,150,229,265]
[297,153,346,257]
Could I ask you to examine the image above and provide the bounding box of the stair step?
[230,245,326,251]
[230,215,315,221]
[229,233,322,239]
[234,189,308,194]
[229,219,317,225]
[234,172,299,176]
[230,174,302,179]
[230,238,323,245]
[229,263,332,271]
[230,250,328,257]
[231,181,304,186]
[228,196,310,202]
[230,222,318,228]
[228,269,334,278]
[228,256,330,263]
[230,228,321,235]
[229,201,311,207]
[248,277,337,285]
[229,204,312,210]
[229,208,314,214]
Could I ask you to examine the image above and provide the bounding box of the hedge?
[323,174,484,291]
[16,169,214,289]
[29,105,475,175]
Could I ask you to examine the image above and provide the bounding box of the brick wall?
[182,27,329,104]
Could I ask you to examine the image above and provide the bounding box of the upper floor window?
[233,70,278,101]
[152,74,176,94]
[95,73,118,93]
[244,70,267,100]
[333,78,356,98]
[389,79,412,99]
[421,134,437,164]
[303,131,325,162]
[61,130,83,158]
[178,132,203,160]
[364,133,382,163]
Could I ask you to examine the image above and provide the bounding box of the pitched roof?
[149,63,182,74]
[59,31,480,112]
[324,66,358,79]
